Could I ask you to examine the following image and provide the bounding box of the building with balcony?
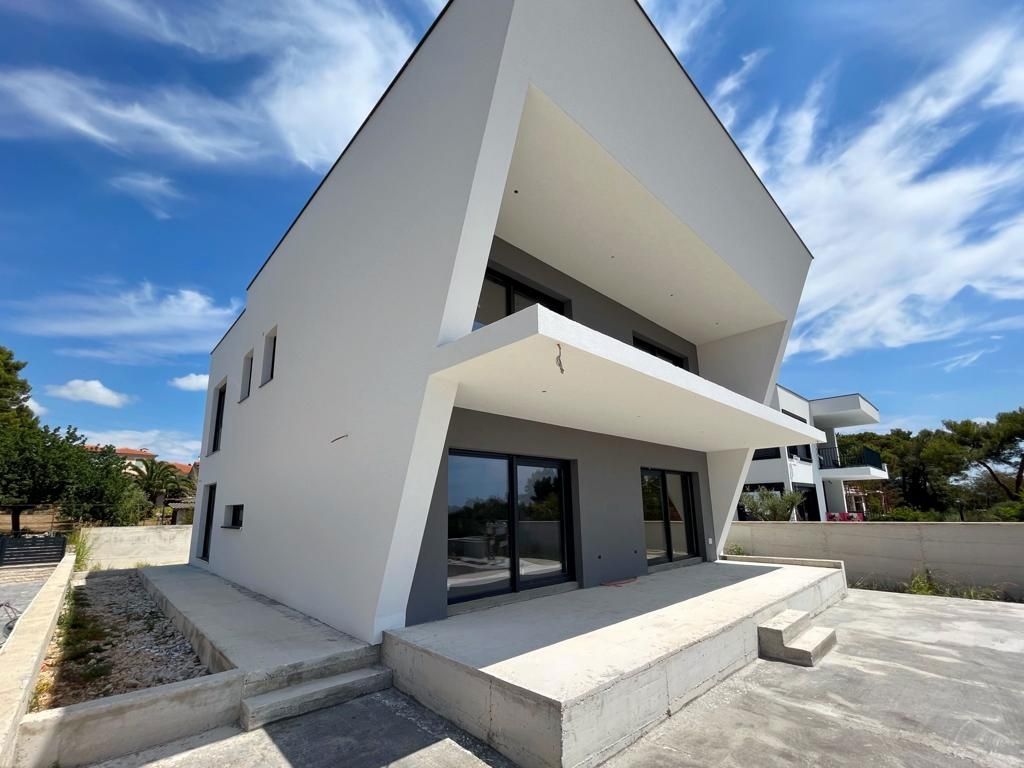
[191,0,824,645]
[741,386,889,521]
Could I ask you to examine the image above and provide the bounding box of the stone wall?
[85,525,192,570]
[727,522,1024,597]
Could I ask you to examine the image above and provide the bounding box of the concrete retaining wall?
[14,670,244,768]
[0,554,76,768]
[85,525,192,570]
[727,522,1024,596]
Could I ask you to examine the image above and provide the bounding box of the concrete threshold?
[384,561,847,768]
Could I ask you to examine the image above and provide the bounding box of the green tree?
[838,428,968,511]
[945,409,1024,501]
[130,458,193,523]
[0,345,35,429]
[739,487,807,521]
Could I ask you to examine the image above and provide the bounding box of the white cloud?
[83,428,201,463]
[0,0,418,171]
[7,281,241,362]
[0,69,261,163]
[26,397,48,416]
[640,0,722,58]
[933,347,997,373]
[709,48,770,129]
[109,172,184,219]
[727,26,1024,359]
[46,379,132,407]
[169,373,209,391]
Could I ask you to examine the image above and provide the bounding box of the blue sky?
[2,0,1023,461]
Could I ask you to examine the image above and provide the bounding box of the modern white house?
[741,385,889,521]
[191,0,826,646]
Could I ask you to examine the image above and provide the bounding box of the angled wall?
[193,0,518,643]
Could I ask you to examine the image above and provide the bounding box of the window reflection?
[447,454,511,601]
[516,464,565,582]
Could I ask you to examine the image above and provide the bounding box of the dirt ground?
[32,569,207,710]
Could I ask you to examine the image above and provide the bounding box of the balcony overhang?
[432,306,825,453]
[809,394,880,429]
[820,466,890,482]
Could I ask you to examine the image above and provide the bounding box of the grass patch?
[67,528,92,571]
[79,662,113,681]
[29,678,52,711]
[854,568,1019,602]
[724,544,747,556]
[56,587,108,666]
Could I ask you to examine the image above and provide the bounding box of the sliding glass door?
[641,468,699,565]
[447,451,573,603]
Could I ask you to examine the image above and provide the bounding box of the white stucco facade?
[191,0,824,643]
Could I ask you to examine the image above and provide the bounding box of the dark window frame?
[447,448,576,604]
[752,447,782,461]
[781,409,813,462]
[641,467,702,566]
[222,504,244,529]
[210,383,227,455]
[198,483,216,561]
[632,334,690,371]
[239,350,253,402]
[476,268,569,328]
[260,327,277,387]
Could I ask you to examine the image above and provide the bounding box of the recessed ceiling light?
[513,189,519,194]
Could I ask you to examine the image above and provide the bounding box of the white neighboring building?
[191,0,825,644]
[741,385,889,521]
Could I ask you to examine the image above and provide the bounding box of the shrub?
[738,487,806,521]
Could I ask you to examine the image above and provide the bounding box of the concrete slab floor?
[89,689,515,768]
[388,561,841,702]
[140,565,371,673]
[606,589,1024,768]
[88,589,1023,768]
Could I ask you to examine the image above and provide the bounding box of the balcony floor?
[432,306,823,454]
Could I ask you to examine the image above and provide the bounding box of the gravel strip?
[32,569,207,710]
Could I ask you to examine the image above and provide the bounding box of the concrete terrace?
[139,565,377,691]
[90,588,1024,768]
[384,561,847,767]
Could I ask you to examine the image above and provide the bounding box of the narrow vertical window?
[261,327,277,385]
[211,384,226,453]
[240,350,253,401]
[199,484,216,561]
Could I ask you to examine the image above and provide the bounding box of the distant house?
[169,462,199,482]
[739,385,889,521]
[84,445,157,472]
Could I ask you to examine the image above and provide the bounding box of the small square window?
[261,327,277,386]
[223,504,244,529]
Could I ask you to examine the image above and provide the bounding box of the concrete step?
[242,645,381,697]
[785,626,838,667]
[240,666,392,730]
[759,613,837,667]
[757,608,811,652]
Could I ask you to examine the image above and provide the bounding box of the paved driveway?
[0,565,54,644]
[94,589,1024,768]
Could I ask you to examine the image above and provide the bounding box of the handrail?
[818,445,884,471]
